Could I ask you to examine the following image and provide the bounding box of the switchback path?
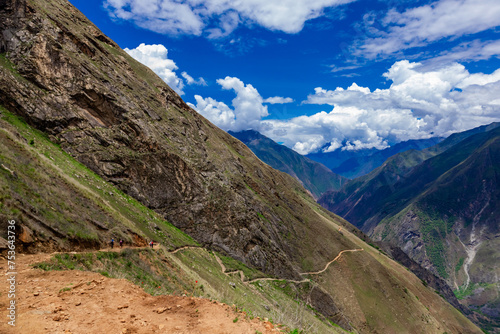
[208,248,364,286]
[299,249,364,276]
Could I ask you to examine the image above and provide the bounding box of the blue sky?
[69,0,500,154]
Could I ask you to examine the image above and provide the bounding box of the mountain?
[229,130,347,198]
[0,0,482,332]
[306,147,377,172]
[331,137,444,179]
[320,124,500,332]
[305,138,442,179]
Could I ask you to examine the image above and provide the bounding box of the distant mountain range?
[331,137,444,179]
[307,137,444,179]
[319,122,500,332]
[229,130,347,198]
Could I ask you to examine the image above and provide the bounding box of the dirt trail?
[0,250,277,334]
[299,249,364,275]
[211,248,363,285]
[0,244,362,333]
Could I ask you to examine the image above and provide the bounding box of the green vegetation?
[34,249,195,296]
[455,257,465,274]
[454,282,498,300]
[416,209,453,278]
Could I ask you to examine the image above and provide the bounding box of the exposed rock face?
[1,0,303,279]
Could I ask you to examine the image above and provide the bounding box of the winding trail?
[299,249,364,275]
[29,243,363,287]
[169,245,203,254]
[204,247,364,286]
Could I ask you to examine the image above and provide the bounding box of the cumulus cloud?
[263,96,294,104]
[104,0,354,37]
[125,43,206,95]
[281,60,500,154]
[124,43,185,95]
[189,76,269,131]
[188,95,236,129]
[181,72,207,86]
[189,61,500,155]
[356,0,500,59]
[260,105,418,154]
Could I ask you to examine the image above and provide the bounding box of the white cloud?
[181,72,207,86]
[288,60,500,154]
[124,43,185,95]
[187,95,236,129]
[357,0,500,59]
[189,76,269,131]
[261,105,416,154]
[189,60,500,155]
[104,0,355,37]
[263,96,294,104]
[125,43,206,95]
[428,40,500,65]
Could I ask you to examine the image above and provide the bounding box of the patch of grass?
[455,257,465,274]
[416,209,451,279]
[0,107,199,249]
[34,249,194,296]
[217,253,267,281]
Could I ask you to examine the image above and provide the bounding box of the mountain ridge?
[229,130,347,198]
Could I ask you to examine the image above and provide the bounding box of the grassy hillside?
[0,108,346,333]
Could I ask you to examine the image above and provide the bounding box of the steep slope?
[0,0,482,332]
[229,130,347,198]
[321,126,500,332]
[320,123,500,231]
[0,107,481,334]
[0,110,348,333]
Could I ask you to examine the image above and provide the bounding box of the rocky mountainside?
[229,130,347,199]
[0,0,483,332]
[320,124,500,332]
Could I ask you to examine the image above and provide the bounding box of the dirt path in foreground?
[0,244,363,333]
[0,251,277,334]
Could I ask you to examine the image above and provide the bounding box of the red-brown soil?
[0,252,278,334]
